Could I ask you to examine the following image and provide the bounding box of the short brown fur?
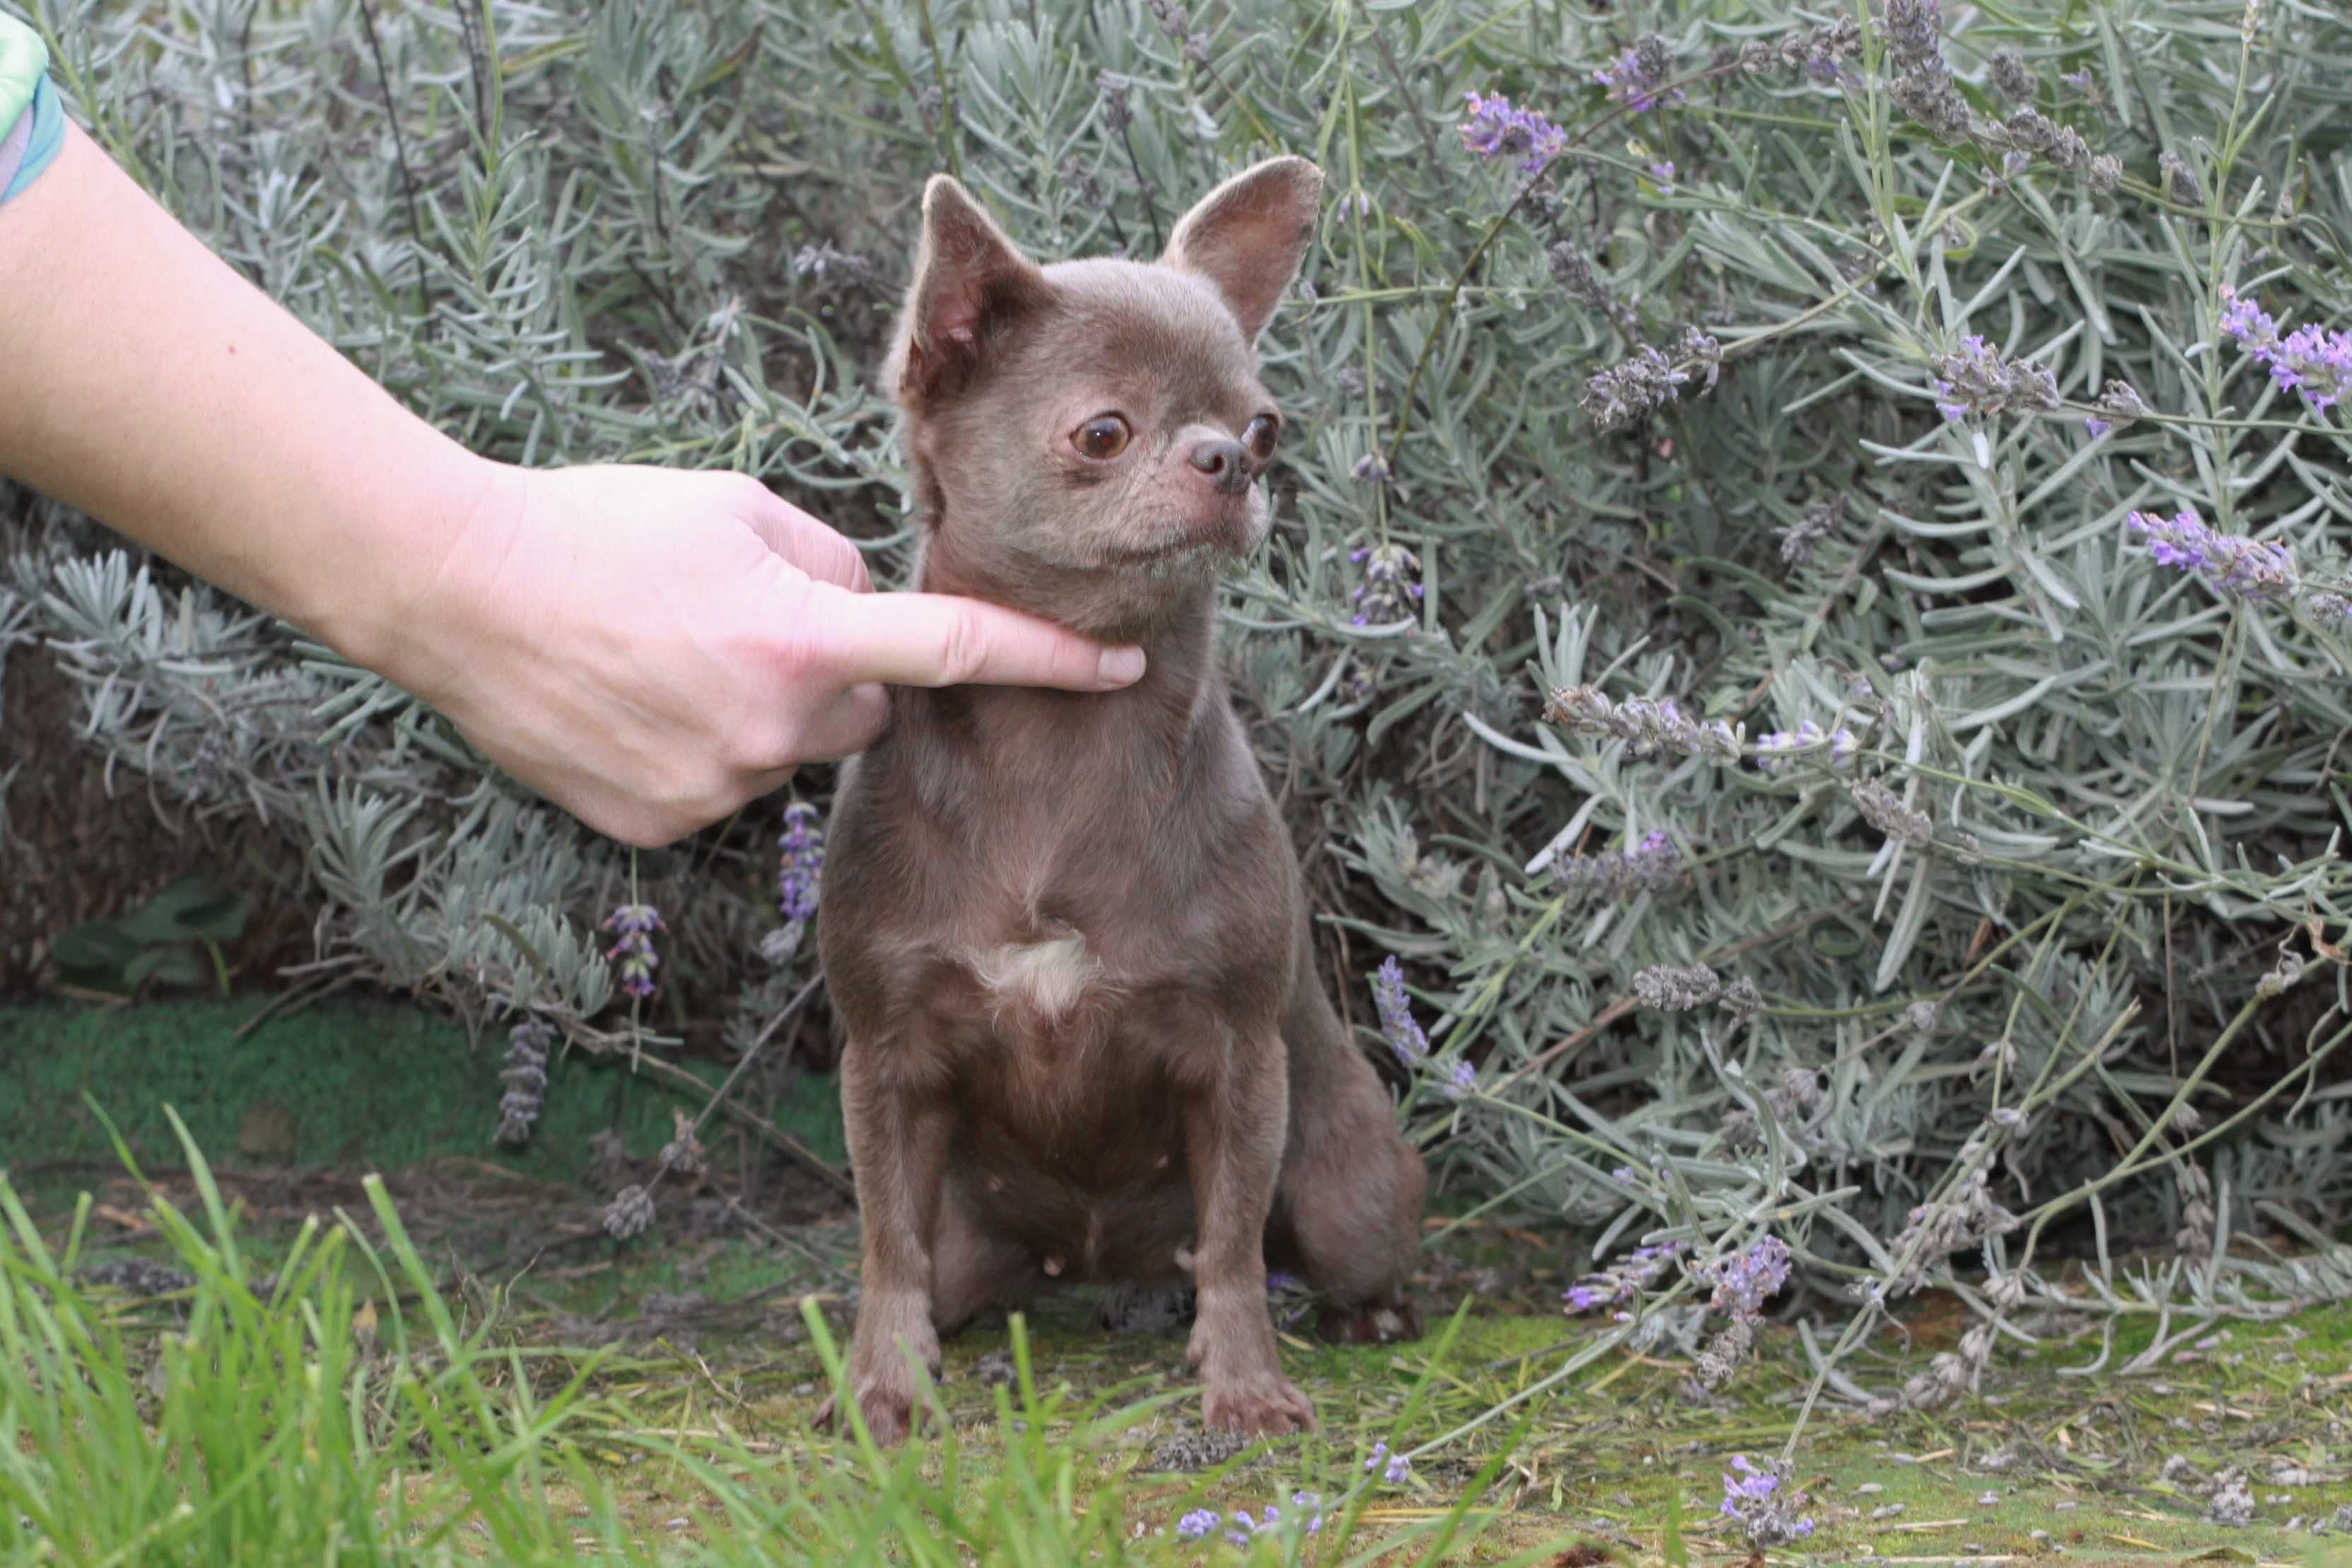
[818,158,1427,1443]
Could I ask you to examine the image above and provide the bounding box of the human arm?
[0,110,1145,846]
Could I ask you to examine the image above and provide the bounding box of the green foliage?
[4,0,2352,1429]
[0,1117,1544,1563]
[45,873,246,994]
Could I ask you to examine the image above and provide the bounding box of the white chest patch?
[971,933,1104,1021]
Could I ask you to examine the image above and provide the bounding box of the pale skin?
[0,124,1147,847]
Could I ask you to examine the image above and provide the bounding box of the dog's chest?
[965,923,1108,1024]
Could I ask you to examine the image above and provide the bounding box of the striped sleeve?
[0,16,63,204]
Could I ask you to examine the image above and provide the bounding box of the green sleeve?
[0,15,43,133]
[0,13,62,203]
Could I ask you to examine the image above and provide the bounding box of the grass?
[14,998,2352,1562]
[0,997,848,1198]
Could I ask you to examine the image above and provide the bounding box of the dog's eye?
[1244,414,1280,461]
[1072,415,1132,460]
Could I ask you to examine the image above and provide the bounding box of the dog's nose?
[1187,438,1252,496]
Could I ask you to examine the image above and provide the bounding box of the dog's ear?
[1160,156,1323,344]
[887,176,1053,407]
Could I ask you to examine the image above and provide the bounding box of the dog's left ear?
[1161,156,1323,344]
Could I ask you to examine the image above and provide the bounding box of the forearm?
[0,121,496,674]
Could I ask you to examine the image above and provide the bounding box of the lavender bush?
[4,0,2351,1446]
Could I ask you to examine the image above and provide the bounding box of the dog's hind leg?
[1270,950,1427,1345]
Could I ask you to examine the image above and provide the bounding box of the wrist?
[312,445,515,701]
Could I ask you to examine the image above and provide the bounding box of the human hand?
[385,461,1145,846]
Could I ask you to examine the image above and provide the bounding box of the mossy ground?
[11,995,2352,1563]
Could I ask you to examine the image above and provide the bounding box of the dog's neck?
[893,520,1227,789]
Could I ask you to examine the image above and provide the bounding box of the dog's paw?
[814,1377,919,1445]
[1318,1295,1423,1345]
[1203,1373,1316,1436]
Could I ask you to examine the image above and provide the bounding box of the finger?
[736,761,800,802]
[812,587,1147,691]
[792,681,891,761]
[736,485,872,592]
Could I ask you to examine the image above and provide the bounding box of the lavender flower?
[1097,71,1132,132]
[2218,285,2352,412]
[790,243,868,281]
[659,1108,706,1176]
[1176,1509,1219,1540]
[495,1018,553,1145]
[778,802,825,923]
[1367,1441,1412,1483]
[1563,1241,1680,1314]
[1542,683,1744,763]
[1633,962,1723,1012]
[1873,1169,2021,1297]
[2160,150,2203,206]
[1754,719,1859,772]
[1370,956,1429,1062]
[1721,1455,1815,1546]
[603,903,665,1000]
[1351,452,1392,484]
[1850,778,1935,847]
[1350,542,1424,625]
[1553,831,1685,903]
[1932,334,2062,421]
[1702,1235,1792,1320]
[1594,36,1683,112]
[1444,1058,1478,1099]
[603,1183,655,1239]
[1778,498,1839,566]
[1730,18,1862,83]
[1988,49,2032,103]
[1458,91,1567,174]
[2085,378,2148,438]
[2126,508,2299,602]
[1583,345,1686,431]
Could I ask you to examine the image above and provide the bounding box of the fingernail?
[1099,646,1147,686]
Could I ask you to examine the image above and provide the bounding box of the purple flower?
[1931,334,2061,421]
[602,903,665,1000]
[1370,956,1429,1063]
[1721,1455,1815,1545]
[2126,508,2298,602]
[2219,286,2352,412]
[2085,416,2112,438]
[1444,1058,1478,1099]
[1265,1270,1302,1293]
[1595,36,1684,112]
[1349,541,1424,625]
[1702,1234,1792,1320]
[1176,1508,1219,1540]
[1564,1240,1681,1314]
[1555,830,1683,903]
[1458,91,1567,175]
[777,802,825,924]
[1611,1164,1639,1184]
[1366,1441,1412,1482]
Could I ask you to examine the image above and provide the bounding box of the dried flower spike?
[495,1018,554,1145]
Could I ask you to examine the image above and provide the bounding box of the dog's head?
[883,157,1323,637]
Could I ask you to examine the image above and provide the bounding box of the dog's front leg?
[1181,1034,1315,1434]
[829,1043,950,1444]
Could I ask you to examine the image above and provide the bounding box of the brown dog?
[817,156,1427,1444]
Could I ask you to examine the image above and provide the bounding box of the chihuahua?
[817,156,1427,1443]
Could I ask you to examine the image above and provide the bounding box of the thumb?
[810,585,1147,691]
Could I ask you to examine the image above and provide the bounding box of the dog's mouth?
[1103,511,1255,571]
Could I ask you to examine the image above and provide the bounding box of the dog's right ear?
[886,177,1051,407]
